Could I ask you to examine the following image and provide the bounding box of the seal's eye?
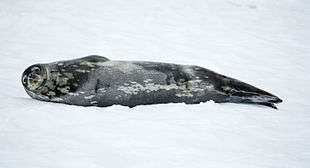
[22,65,46,91]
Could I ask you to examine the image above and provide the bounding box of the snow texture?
[0,0,310,167]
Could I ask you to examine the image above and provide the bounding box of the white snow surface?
[1,0,310,167]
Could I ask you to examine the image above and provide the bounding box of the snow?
[0,0,310,167]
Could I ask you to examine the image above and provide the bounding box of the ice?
[0,0,310,167]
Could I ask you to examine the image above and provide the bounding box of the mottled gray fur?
[22,55,282,109]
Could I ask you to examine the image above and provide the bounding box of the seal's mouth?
[22,64,47,91]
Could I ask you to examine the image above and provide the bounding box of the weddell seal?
[21,55,282,109]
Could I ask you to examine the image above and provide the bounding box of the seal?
[22,55,282,109]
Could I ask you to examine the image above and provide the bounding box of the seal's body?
[22,55,282,108]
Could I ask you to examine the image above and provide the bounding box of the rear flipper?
[193,66,282,109]
[256,102,278,109]
[210,73,282,109]
[213,95,281,109]
[217,81,282,109]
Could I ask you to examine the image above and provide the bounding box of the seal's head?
[22,62,82,102]
[22,64,47,92]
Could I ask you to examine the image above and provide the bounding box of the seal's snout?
[22,64,47,91]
